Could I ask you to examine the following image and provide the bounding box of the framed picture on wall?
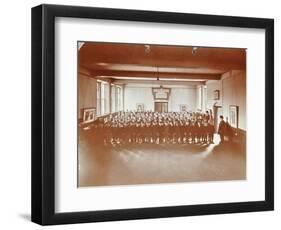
[180,104,188,112]
[136,103,144,112]
[214,90,220,100]
[229,105,239,128]
[82,107,96,124]
[32,4,274,225]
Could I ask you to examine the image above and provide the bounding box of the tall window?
[116,86,122,111]
[111,84,123,112]
[96,81,101,116]
[196,85,207,112]
[111,84,116,113]
[100,82,105,115]
[97,81,122,116]
[97,80,109,116]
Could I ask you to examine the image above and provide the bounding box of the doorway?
[154,102,168,113]
[213,105,222,133]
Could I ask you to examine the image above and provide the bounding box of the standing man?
[205,110,210,122]
[218,115,226,143]
[225,117,234,142]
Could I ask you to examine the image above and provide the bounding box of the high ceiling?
[79,42,246,84]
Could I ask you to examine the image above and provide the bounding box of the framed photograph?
[229,105,239,128]
[82,107,96,124]
[180,104,188,112]
[214,90,220,100]
[136,103,144,112]
[32,4,274,225]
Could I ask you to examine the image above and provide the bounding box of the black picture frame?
[31,4,274,225]
[229,105,239,128]
[214,90,220,100]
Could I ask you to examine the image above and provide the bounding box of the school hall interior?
[78,42,246,187]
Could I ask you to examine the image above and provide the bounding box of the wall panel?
[78,74,97,119]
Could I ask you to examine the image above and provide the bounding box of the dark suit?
[218,120,226,143]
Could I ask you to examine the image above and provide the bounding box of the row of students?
[86,111,215,146]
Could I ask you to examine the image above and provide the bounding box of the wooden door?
[155,102,168,113]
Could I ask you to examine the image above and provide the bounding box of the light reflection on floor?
[78,134,246,187]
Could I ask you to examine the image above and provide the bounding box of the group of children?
[86,111,216,146]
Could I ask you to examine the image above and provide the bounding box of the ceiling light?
[144,45,151,53]
[192,47,198,55]
[96,62,108,66]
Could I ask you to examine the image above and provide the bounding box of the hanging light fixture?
[192,46,198,55]
[156,67,160,81]
[144,44,151,53]
[156,66,163,88]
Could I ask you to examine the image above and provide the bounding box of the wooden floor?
[78,134,246,187]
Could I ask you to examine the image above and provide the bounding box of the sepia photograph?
[30,3,274,225]
[78,42,246,187]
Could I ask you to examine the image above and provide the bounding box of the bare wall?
[222,70,246,130]
[78,74,97,119]
[206,70,246,130]
[124,86,196,112]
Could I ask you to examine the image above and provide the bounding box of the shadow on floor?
[18,213,30,222]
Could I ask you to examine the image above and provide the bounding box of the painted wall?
[206,79,223,109]
[124,87,154,111]
[221,70,246,130]
[78,74,97,119]
[123,86,196,112]
[206,70,246,130]
[169,87,197,112]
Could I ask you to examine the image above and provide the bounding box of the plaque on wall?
[152,87,171,100]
